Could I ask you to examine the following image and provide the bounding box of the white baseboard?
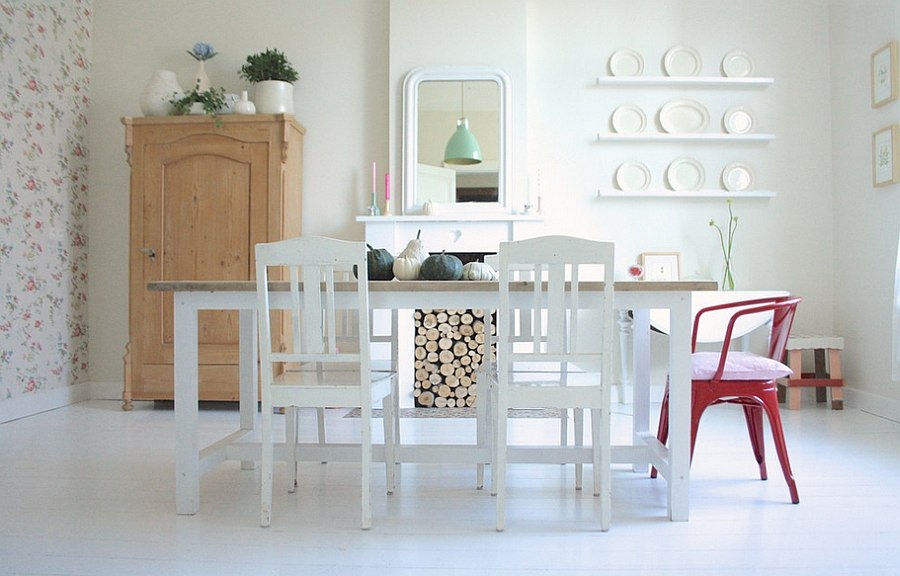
[90,380,125,402]
[0,382,92,424]
[843,386,900,423]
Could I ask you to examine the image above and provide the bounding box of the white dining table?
[148,279,716,522]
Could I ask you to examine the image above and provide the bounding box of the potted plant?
[169,85,227,123]
[238,48,299,114]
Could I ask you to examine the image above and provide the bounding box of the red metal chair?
[651,296,802,504]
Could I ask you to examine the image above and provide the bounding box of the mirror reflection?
[417,80,500,204]
[402,67,510,214]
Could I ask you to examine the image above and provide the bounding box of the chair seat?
[691,351,793,381]
[272,369,395,406]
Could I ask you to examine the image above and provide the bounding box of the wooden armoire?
[121,114,304,408]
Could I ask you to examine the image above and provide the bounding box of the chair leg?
[650,385,670,479]
[260,393,274,527]
[475,378,492,490]
[742,404,768,481]
[574,408,584,490]
[760,391,800,504]
[361,401,372,530]
[592,406,610,532]
[382,394,395,495]
[316,407,327,464]
[494,388,508,532]
[286,406,299,492]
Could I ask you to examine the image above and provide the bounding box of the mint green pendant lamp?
[444,82,482,165]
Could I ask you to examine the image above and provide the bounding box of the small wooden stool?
[778,335,844,410]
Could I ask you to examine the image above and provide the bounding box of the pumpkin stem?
[416,229,421,240]
[366,243,374,251]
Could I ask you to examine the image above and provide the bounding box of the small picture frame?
[871,41,898,108]
[641,252,681,281]
[873,124,900,187]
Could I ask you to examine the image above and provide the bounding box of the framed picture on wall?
[641,252,681,281]
[873,124,900,187]
[871,41,899,108]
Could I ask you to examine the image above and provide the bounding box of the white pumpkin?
[461,261,498,281]
[398,229,428,264]
[393,255,422,281]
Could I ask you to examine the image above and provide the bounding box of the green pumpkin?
[354,244,395,280]
[419,251,463,281]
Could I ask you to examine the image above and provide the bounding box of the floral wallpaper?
[0,0,91,401]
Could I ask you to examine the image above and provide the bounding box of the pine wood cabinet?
[121,115,304,408]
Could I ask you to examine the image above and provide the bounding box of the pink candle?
[385,173,391,201]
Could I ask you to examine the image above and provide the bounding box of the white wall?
[388,0,528,211]
[830,0,900,414]
[88,0,390,387]
[86,0,899,418]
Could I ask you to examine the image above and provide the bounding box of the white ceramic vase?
[254,80,294,114]
[233,91,257,115]
[139,69,183,116]
[193,60,210,92]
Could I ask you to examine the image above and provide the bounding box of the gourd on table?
[354,244,395,280]
[460,261,498,281]
[393,229,427,280]
[419,251,463,281]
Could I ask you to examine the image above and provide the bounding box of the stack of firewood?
[413,308,495,407]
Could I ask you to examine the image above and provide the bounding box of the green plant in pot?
[238,48,299,114]
[169,84,227,117]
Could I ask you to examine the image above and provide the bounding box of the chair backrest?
[496,235,615,376]
[255,236,371,375]
[692,295,802,359]
[694,296,802,381]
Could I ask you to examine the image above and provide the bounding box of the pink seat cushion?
[691,351,793,381]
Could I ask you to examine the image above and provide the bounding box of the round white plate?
[609,49,644,76]
[611,105,647,134]
[659,99,709,133]
[663,45,702,76]
[723,106,756,134]
[721,50,754,77]
[615,161,652,191]
[722,162,755,191]
[666,157,705,191]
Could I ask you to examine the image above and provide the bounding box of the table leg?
[667,295,692,521]
[631,309,651,473]
[174,292,200,515]
[239,308,258,470]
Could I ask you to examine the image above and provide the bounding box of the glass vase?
[721,258,735,291]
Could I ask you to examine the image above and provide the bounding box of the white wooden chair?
[490,235,615,531]
[255,236,396,529]
[478,254,586,491]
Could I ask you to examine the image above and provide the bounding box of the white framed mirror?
[402,66,511,214]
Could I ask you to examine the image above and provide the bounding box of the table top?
[147,279,718,293]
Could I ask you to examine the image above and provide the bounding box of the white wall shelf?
[596,133,774,142]
[597,188,776,199]
[596,76,775,88]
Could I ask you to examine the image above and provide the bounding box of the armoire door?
[138,134,269,399]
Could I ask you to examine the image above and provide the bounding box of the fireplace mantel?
[356,214,544,254]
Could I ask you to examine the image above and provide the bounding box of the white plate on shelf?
[659,99,709,133]
[666,157,705,191]
[609,49,644,76]
[615,161,652,191]
[663,45,702,76]
[723,106,756,134]
[721,50,755,77]
[722,162,755,191]
[611,105,647,133]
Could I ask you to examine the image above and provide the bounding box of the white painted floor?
[2,398,900,575]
